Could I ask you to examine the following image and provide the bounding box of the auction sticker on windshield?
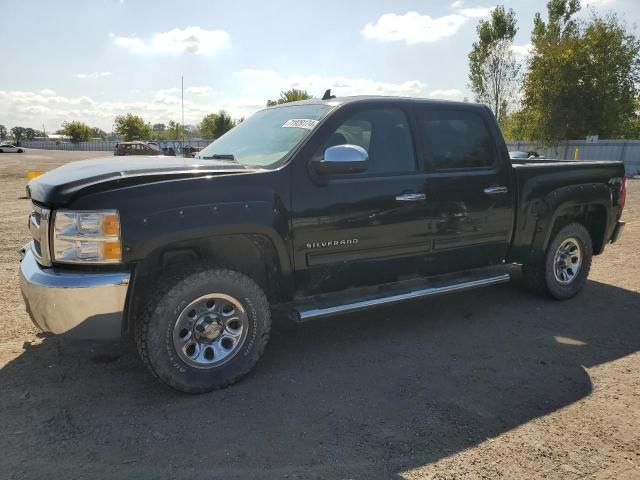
[282,119,319,130]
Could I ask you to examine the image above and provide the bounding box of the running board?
[295,272,511,322]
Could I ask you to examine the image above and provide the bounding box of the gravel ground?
[0,150,638,480]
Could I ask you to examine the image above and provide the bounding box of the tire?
[523,222,592,300]
[135,267,271,393]
[0,149,4,153]
[17,149,23,153]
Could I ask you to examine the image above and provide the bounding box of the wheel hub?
[194,314,224,342]
[172,293,248,369]
[553,237,582,285]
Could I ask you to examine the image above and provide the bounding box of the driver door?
[290,102,431,296]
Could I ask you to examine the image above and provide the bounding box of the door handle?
[484,186,509,195]
[395,193,426,202]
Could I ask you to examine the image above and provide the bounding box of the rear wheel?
[523,222,592,300]
[135,267,271,393]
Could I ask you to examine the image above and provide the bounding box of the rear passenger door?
[414,106,515,274]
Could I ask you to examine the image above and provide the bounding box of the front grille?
[29,203,51,266]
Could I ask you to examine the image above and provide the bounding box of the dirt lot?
[0,150,638,479]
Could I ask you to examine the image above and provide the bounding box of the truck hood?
[28,155,256,206]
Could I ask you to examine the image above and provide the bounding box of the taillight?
[619,177,627,211]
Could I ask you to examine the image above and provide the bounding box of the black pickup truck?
[20,96,627,393]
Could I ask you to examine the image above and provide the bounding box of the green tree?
[152,123,166,134]
[91,127,107,140]
[622,97,640,138]
[266,88,312,107]
[185,124,200,139]
[0,125,6,140]
[579,15,640,138]
[199,110,236,139]
[114,114,152,141]
[61,121,92,143]
[165,120,186,139]
[11,126,26,142]
[24,128,36,140]
[518,1,640,142]
[468,6,521,125]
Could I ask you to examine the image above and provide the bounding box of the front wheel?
[135,268,271,393]
[523,222,593,300]
[17,149,23,153]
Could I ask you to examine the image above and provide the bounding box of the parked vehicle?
[0,144,24,153]
[114,141,162,156]
[183,145,204,158]
[19,96,627,393]
[510,150,543,159]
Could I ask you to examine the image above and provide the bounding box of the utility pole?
[181,75,185,154]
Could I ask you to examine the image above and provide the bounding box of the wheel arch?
[124,232,291,337]
[525,183,612,263]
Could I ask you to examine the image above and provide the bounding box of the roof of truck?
[267,95,483,109]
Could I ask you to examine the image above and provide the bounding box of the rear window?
[416,109,496,170]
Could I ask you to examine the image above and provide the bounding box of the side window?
[322,108,416,175]
[417,109,496,170]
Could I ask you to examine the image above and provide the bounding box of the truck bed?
[507,158,626,263]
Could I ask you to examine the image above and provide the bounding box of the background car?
[0,144,24,153]
[113,141,163,156]
[509,150,544,159]
[183,145,204,158]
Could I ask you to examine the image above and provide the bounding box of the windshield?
[197,104,332,167]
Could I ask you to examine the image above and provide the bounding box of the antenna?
[322,89,336,100]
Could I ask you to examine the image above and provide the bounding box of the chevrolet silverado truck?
[19,96,627,393]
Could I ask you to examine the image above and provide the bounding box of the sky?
[0,0,636,132]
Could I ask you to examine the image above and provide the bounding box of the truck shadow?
[1,279,639,479]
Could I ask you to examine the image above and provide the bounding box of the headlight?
[52,210,122,264]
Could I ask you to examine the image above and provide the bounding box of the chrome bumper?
[19,244,130,340]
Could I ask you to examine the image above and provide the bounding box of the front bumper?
[19,243,130,340]
[610,220,625,244]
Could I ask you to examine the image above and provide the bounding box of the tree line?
[469,0,640,143]
[0,89,314,144]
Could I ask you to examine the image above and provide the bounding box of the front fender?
[122,200,291,275]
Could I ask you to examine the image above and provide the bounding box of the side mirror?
[312,144,369,175]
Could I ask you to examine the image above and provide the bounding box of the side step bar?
[296,273,511,322]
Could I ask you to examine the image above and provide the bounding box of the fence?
[19,138,640,175]
[21,139,212,155]
[506,139,640,175]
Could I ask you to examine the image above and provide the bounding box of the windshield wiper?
[200,153,237,161]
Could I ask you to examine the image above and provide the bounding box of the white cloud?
[362,7,493,44]
[110,27,230,55]
[584,0,616,5]
[458,7,493,18]
[450,1,465,8]
[234,70,428,97]
[0,73,441,132]
[186,86,212,96]
[429,89,464,100]
[75,71,113,79]
[0,89,262,131]
[510,43,533,59]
